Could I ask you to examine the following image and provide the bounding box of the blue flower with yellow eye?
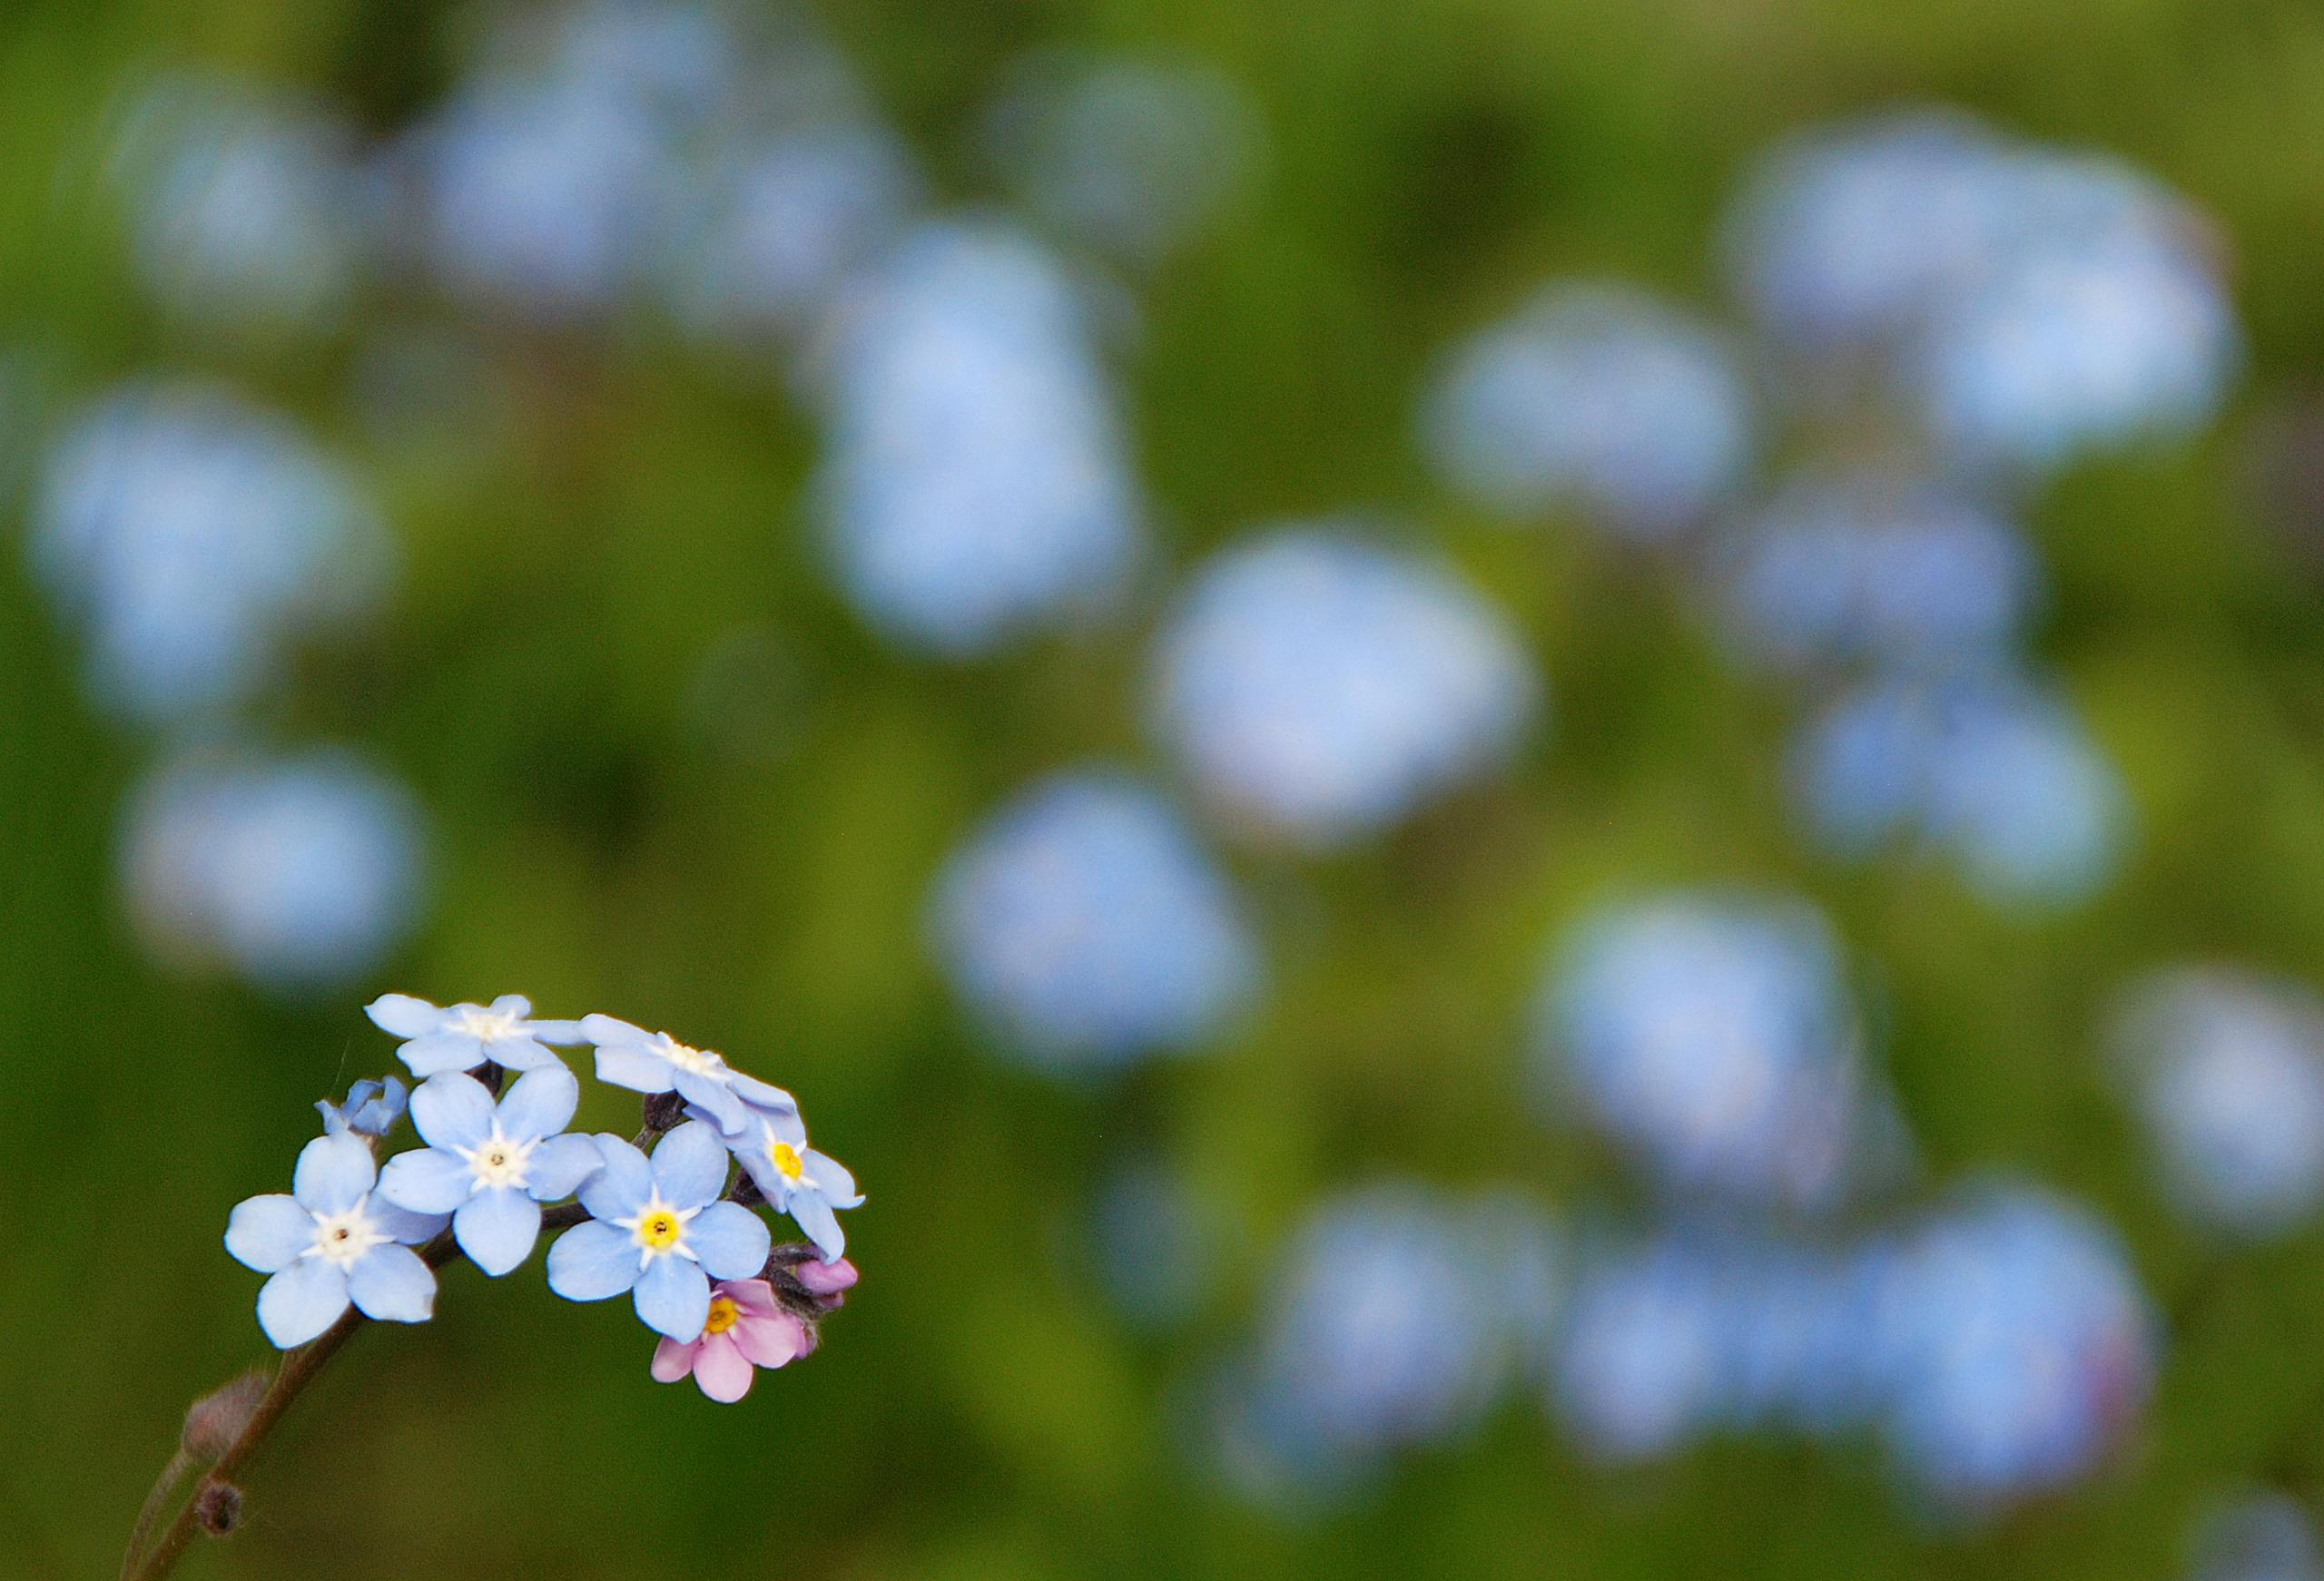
[544,1122,772,1341]
[717,1106,862,1262]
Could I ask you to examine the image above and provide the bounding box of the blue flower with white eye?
[224,1133,449,1348]
[365,992,586,1078]
[718,1106,862,1262]
[316,1076,408,1139]
[544,1122,773,1341]
[577,1014,795,1136]
[376,1068,604,1276]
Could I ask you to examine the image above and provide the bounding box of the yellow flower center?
[769,1141,805,1183]
[704,1295,742,1336]
[635,1210,683,1252]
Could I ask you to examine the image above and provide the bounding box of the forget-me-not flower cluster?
[222,994,861,1403]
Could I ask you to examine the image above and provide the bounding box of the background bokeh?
[10,0,2324,1576]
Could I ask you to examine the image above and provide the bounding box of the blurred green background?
[8,0,2324,1576]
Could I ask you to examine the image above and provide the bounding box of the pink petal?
[721,1279,778,1316]
[651,1336,701,1384]
[693,1333,755,1402]
[793,1258,859,1296]
[733,1311,807,1370]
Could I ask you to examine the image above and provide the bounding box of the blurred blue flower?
[2112,968,2324,1238]
[1550,1226,1740,1461]
[112,74,368,335]
[1790,673,2127,907]
[545,1122,772,1340]
[226,1133,449,1348]
[404,75,670,320]
[316,1076,408,1140]
[930,770,1260,1072]
[1210,1184,1558,1496]
[722,1106,862,1261]
[33,381,390,722]
[366,992,586,1078]
[1538,891,1885,1211]
[1150,525,1541,847]
[121,745,427,993]
[579,1013,797,1135]
[1722,108,2025,355]
[1716,471,2038,677]
[377,1067,604,1276]
[1876,1182,2154,1513]
[1421,283,1752,537]
[2189,1493,2324,1581]
[812,220,1147,653]
[980,50,1262,268]
[664,124,918,344]
[1914,212,2240,474]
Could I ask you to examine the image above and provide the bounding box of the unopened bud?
[643,1091,688,1134]
[182,1371,269,1461]
[194,1480,242,1536]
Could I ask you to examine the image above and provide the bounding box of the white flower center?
[615,1193,702,1263]
[461,1127,537,1192]
[452,1006,524,1042]
[660,1039,726,1078]
[306,1200,389,1268]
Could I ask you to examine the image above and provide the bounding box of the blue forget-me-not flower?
[579,1013,797,1136]
[545,1121,773,1340]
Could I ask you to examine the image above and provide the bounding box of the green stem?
[124,1206,587,1581]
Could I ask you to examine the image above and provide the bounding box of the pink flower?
[648,1280,809,1402]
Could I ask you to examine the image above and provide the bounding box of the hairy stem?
[123,1205,587,1581]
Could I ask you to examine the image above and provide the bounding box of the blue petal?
[753,1107,808,1149]
[347,1244,436,1323]
[528,1017,590,1046]
[525,1134,602,1202]
[580,1012,653,1047]
[454,1187,541,1277]
[594,1044,675,1095]
[787,1191,847,1261]
[803,1149,864,1208]
[486,1036,565,1072]
[410,1071,495,1152]
[367,993,446,1039]
[727,1071,797,1115]
[687,1201,772,1281]
[497,1065,580,1144]
[634,1254,712,1340]
[257,1259,349,1348]
[672,1068,749,1134]
[651,1120,731,1210]
[377,1147,472,1214]
[226,1194,314,1272]
[292,1134,376,1215]
[400,1033,487,1077]
[736,1148,789,1205]
[578,1134,653,1221]
[372,1201,452,1244]
[488,993,534,1019]
[547,1220,642,1301]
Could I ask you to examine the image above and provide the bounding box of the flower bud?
[182,1370,269,1461]
[195,1479,243,1536]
